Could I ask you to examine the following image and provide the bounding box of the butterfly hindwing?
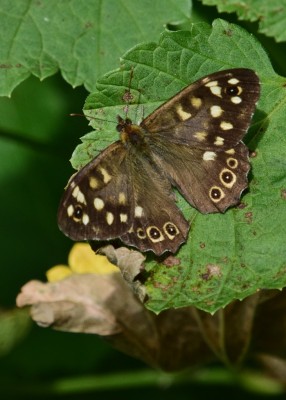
[120,153,189,254]
[151,140,249,213]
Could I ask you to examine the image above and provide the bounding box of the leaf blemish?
[244,211,253,223]
[201,264,222,280]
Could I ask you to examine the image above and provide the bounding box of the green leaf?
[201,0,286,43]
[0,0,190,96]
[73,19,286,314]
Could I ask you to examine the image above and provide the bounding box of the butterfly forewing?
[142,69,260,150]
[58,142,133,240]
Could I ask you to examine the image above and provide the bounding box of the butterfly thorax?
[116,115,146,148]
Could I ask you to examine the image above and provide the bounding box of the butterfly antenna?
[70,113,115,124]
[121,67,144,123]
[122,66,135,119]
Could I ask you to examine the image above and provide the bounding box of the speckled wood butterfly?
[58,68,260,255]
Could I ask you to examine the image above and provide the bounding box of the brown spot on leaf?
[223,28,233,36]
[200,242,206,249]
[250,150,257,158]
[245,211,253,223]
[162,255,181,267]
[153,281,171,291]
[237,202,247,209]
[281,189,286,200]
[122,90,134,103]
[201,264,222,280]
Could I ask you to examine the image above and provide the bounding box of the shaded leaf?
[99,245,147,301]
[0,308,31,357]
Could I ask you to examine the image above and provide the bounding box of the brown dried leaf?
[99,245,146,301]
[16,273,144,336]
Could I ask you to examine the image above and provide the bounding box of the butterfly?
[58,68,260,255]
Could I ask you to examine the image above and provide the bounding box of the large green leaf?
[72,19,286,313]
[0,0,190,96]
[201,0,286,42]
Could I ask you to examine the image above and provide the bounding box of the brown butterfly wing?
[119,151,189,254]
[58,142,133,241]
[150,140,249,213]
[141,68,259,213]
[142,68,260,149]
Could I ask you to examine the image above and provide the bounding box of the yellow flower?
[47,243,119,282]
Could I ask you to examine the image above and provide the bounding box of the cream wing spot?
[214,136,224,146]
[94,197,104,211]
[190,96,202,109]
[220,121,233,131]
[135,206,144,218]
[176,104,192,121]
[69,181,76,189]
[210,105,223,118]
[67,204,74,217]
[194,131,207,141]
[89,176,99,189]
[77,191,86,204]
[106,212,114,225]
[120,213,128,223]
[119,192,126,205]
[208,85,222,97]
[82,213,90,225]
[225,148,235,155]
[99,167,112,184]
[72,186,86,204]
[72,186,79,198]
[231,96,242,104]
[228,78,239,85]
[204,79,225,97]
[203,151,216,161]
[204,80,218,87]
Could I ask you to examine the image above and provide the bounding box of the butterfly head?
[116,115,145,147]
